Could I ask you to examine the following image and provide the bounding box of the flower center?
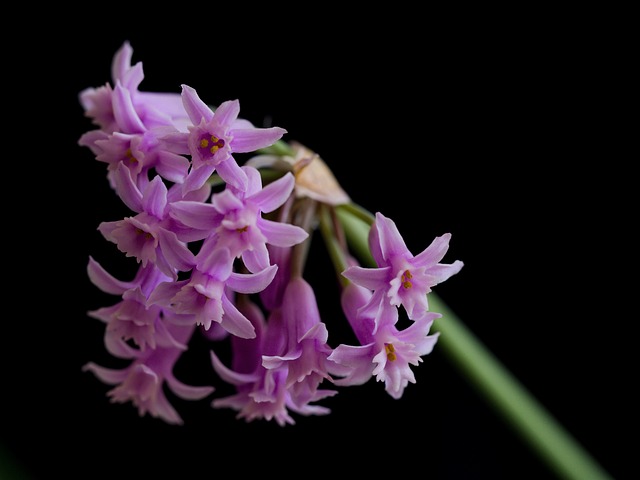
[401,270,413,289]
[198,134,225,158]
[135,228,154,240]
[124,148,138,166]
[385,343,397,361]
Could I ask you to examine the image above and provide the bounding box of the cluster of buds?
[78,41,464,426]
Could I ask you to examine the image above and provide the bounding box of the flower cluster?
[79,41,464,426]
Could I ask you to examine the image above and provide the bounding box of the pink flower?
[87,259,186,353]
[170,166,308,273]
[148,243,277,338]
[162,85,286,193]
[328,283,441,399]
[97,166,206,279]
[82,322,214,425]
[342,212,463,323]
[210,298,334,425]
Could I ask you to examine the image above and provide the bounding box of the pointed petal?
[216,157,248,191]
[112,83,146,134]
[227,264,278,294]
[143,176,168,219]
[157,229,196,271]
[147,279,187,307]
[155,150,190,184]
[153,392,184,425]
[121,61,144,92]
[111,41,133,82]
[212,99,240,126]
[210,188,244,214]
[258,219,309,247]
[210,350,260,385]
[112,163,143,212]
[425,260,465,285]
[87,256,135,294]
[375,212,410,263]
[230,127,287,153]
[197,244,233,277]
[183,163,216,194]
[180,84,214,124]
[413,233,453,267]
[328,344,376,386]
[104,335,139,359]
[166,375,215,400]
[220,295,256,338]
[82,362,127,384]
[241,243,270,273]
[170,201,219,231]
[249,172,294,213]
[341,265,390,291]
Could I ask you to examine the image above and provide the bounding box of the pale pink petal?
[249,172,294,213]
[180,84,214,124]
[258,219,309,247]
[82,362,128,384]
[227,264,278,294]
[341,265,390,291]
[143,176,168,219]
[212,99,240,126]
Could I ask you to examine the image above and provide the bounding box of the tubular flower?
[328,282,440,399]
[80,41,464,426]
[97,166,206,279]
[82,322,214,425]
[162,85,286,193]
[261,277,341,406]
[210,298,334,425]
[79,40,188,134]
[148,241,277,338]
[170,166,308,273]
[87,259,186,353]
[342,212,464,322]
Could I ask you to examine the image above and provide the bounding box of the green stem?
[335,204,613,480]
[257,139,295,157]
[318,205,350,288]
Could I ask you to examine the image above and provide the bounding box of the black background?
[4,12,635,480]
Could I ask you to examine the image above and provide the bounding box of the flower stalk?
[76,40,614,480]
[336,204,613,480]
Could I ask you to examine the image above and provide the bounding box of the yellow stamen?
[135,228,153,240]
[385,343,397,361]
[401,270,413,289]
[123,148,138,165]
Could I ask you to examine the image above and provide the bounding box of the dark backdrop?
[5,13,634,479]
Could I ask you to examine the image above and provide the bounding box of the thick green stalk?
[335,205,613,480]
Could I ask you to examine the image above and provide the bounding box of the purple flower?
[342,212,464,322]
[328,283,441,399]
[170,166,308,273]
[82,322,214,425]
[261,277,339,405]
[210,298,334,425]
[79,127,191,190]
[97,166,206,279]
[148,242,277,338]
[87,259,187,353]
[163,85,286,193]
[79,41,188,134]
